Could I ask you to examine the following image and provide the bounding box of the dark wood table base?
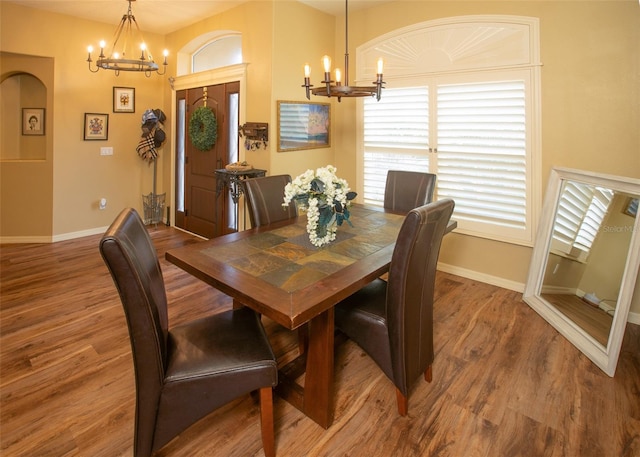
[275,309,335,428]
[274,316,352,429]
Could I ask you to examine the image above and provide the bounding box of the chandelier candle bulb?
[335,69,342,84]
[322,55,331,72]
[377,57,384,75]
[303,64,312,98]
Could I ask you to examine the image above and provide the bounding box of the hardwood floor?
[1,226,639,457]
[542,293,613,346]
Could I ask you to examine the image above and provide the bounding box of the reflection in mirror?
[524,168,640,376]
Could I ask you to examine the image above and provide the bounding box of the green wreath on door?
[189,106,217,151]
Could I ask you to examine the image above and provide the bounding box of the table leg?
[302,308,335,428]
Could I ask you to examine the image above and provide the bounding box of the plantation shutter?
[363,87,430,205]
[552,182,614,261]
[436,80,527,232]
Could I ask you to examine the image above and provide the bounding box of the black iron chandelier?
[303,0,384,102]
[86,0,168,76]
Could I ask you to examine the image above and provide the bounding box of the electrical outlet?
[100,147,113,156]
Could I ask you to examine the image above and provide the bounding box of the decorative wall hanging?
[239,122,269,150]
[189,106,217,151]
[113,87,135,113]
[22,108,45,136]
[136,108,166,163]
[277,101,330,152]
[83,113,109,140]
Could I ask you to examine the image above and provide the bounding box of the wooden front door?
[174,82,239,238]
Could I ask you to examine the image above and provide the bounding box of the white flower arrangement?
[283,165,357,247]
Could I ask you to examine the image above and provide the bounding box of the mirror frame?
[524,167,640,376]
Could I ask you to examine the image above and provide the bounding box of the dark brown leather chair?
[335,199,454,416]
[384,170,437,214]
[243,174,297,228]
[99,208,278,457]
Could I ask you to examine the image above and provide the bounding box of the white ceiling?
[5,0,393,34]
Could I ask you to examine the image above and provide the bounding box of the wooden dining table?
[165,203,455,428]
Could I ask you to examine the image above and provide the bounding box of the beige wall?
[1,1,638,311]
[0,51,54,239]
[1,2,167,238]
[579,194,636,303]
[270,1,338,178]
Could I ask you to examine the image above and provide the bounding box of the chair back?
[99,208,168,456]
[244,174,297,227]
[383,170,436,214]
[386,199,454,396]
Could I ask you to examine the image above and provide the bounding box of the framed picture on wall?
[277,101,330,152]
[22,108,45,135]
[84,113,109,141]
[113,87,135,113]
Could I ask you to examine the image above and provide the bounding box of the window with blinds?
[551,182,614,262]
[436,80,528,232]
[363,87,429,205]
[358,17,541,245]
[363,75,533,244]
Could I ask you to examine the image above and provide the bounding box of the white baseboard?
[0,226,109,244]
[540,285,578,295]
[0,235,53,244]
[52,226,109,242]
[2,220,171,245]
[437,262,525,293]
[2,220,169,245]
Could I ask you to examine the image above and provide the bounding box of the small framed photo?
[22,108,45,135]
[113,86,135,113]
[84,113,109,141]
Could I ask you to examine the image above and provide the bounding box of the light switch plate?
[100,147,113,156]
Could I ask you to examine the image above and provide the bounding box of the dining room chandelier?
[303,0,384,102]
[86,0,168,76]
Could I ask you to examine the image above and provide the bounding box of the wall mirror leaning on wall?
[524,167,640,376]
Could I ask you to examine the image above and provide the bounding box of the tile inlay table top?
[165,204,455,428]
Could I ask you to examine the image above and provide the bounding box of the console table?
[214,168,267,230]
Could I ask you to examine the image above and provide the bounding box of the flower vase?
[309,206,338,247]
[283,165,357,248]
[314,219,337,245]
